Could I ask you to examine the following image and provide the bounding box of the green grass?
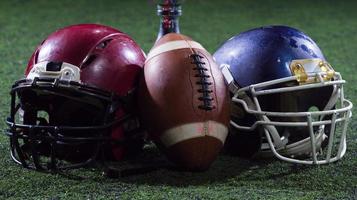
[0,0,356,199]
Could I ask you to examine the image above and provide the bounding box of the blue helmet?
[213,25,352,165]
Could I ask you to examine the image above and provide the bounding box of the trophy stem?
[156,0,182,41]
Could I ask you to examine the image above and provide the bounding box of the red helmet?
[6,24,146,170]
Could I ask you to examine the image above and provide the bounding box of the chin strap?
[261,84,340,157]
[260,127,327,157]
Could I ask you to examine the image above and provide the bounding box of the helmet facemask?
[224,59,353,164]
[6,62,134,170]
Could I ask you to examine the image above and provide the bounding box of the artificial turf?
[0,0,356,199]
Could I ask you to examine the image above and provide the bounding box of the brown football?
[138,33,230,171]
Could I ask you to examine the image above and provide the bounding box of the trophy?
[155,0,183,41]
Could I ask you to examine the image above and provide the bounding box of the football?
[138,33,230,171]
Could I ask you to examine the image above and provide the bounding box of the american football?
[138,33,230,171]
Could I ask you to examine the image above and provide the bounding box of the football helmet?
[5,24,146,170]
[213,25,353,164]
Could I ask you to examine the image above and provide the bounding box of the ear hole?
[37,110,49,125]
[308,106,319,112]
[308,106,320,121]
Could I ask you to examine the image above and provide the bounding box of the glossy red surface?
[25,24,146,160]
[26,24,145,96]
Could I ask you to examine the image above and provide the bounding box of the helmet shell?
[22,24,146,162]
[213,25,325,88]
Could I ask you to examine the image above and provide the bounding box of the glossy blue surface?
[213,26,325,88]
